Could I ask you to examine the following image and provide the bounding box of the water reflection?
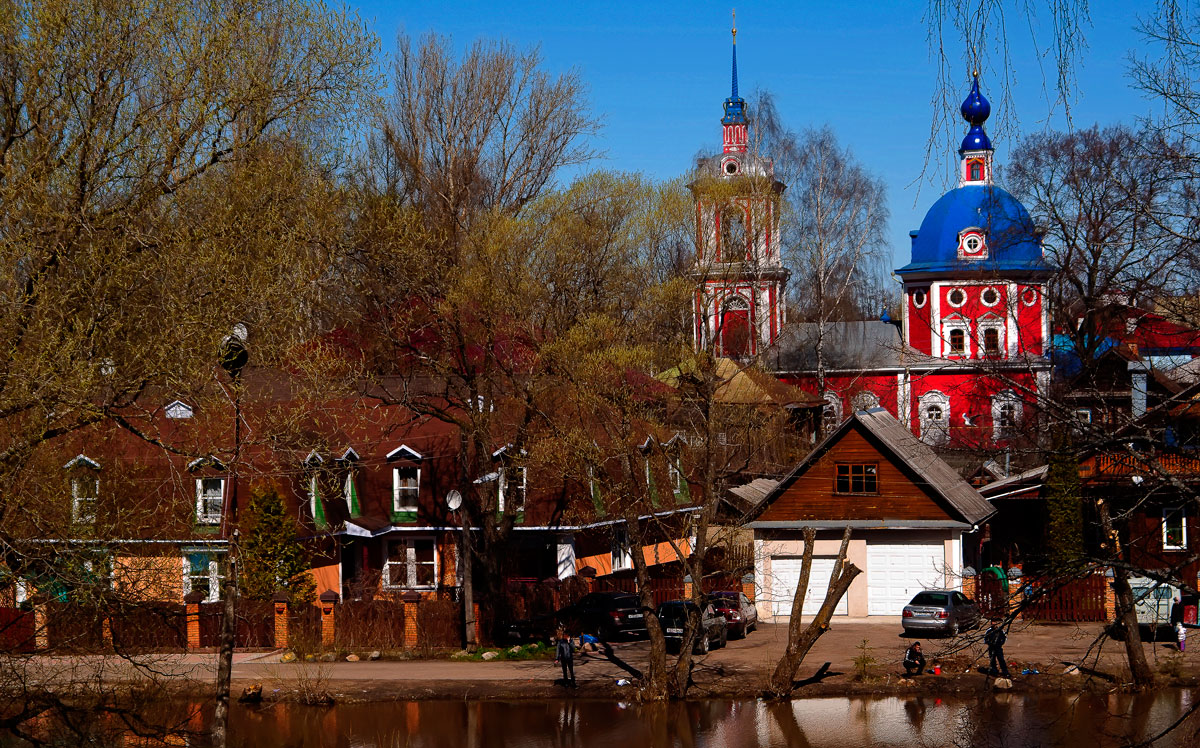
[3,692,1200,747]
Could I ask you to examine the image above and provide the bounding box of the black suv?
[559,591,648,640]
[656,600,728,654]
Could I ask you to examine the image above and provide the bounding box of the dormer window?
[195,478,225,525]
[164,400,193,419]
[957,229,988,260]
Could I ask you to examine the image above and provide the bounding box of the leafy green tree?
[239,486,316,605]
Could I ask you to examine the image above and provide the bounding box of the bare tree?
[1007,124,1197,370]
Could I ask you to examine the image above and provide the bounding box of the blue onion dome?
[959,74,992,151]
[897,185,1050,277]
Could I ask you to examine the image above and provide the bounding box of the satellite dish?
[446,490,462,511]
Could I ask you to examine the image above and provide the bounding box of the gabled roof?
[657,357,823,409]
[748,408,995,527]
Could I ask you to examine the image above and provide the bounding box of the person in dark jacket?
[903,642,926,676]
[984,618,1010,677]
[554,626,576,687]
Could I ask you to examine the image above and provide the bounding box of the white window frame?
[945,288,968,308]
[71,475,98,524]
[182,550,225,603]
[612,526,633,571]
[498,466,526,513]
[911,288,928,309]
[164,400,194,419]
[977,314,1005,357]
[1163,508,1187,551]
[991,391,1023,441]
[851,391,880,413]
[392,466,420,513]
[667,457,685,498]
[343,473,356,513]
[308,475,322,519]
[1074,408,1092,424]
[194,478,225,525]
[942,317,970,358]
[957,228,988,260]
[383,537,438,590]
[822,392,842,431]
[919,391,951,446]
[980,287,1001,307]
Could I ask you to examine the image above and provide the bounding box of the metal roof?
[748,407,996,527]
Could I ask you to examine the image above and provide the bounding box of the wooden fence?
[197,599,274,648]
[1018,576,1108,623]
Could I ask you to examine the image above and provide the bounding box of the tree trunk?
[1096,496,1154,687]
[211,560,237,747]
[461,520,476,651]
[768,527,861,697]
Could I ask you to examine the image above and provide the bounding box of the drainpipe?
[1128,361,1149,419]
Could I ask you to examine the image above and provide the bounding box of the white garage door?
[771,556,848,617]
[866,542,945,616]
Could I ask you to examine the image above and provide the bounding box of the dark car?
[707,591,758,639]
[901,589,981,636]
[559,591,648,640]
[657,600,728,654]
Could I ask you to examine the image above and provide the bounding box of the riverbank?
[107,619,1200,702]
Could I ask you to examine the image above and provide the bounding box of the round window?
[981,288,1000,306]
[947,288,967,307]
[912,289,928,308]
[1022,288,1039,306]
[724,160,739,175]
[965,237,980,251]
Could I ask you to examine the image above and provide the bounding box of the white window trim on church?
[919,391,951,445]
[851,391,879,413]
[977,313,1006,358]
[957,228,988,260]
[942,316,970,358]
[822,392,842,431]
[991,391,1023,441]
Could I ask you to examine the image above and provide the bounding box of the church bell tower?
[691,18,788,360]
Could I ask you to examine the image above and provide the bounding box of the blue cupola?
[959,74,992,152]
[897,75,1050,279]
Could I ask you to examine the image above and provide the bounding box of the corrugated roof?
[748,408,995,527]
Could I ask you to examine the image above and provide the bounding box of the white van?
[1128,576,1179,635]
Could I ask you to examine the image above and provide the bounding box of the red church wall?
[780,373,902,418]
[907,287,932,353]
[1016,285,1044,355]
[909,370,1040,446]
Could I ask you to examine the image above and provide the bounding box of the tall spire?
[721,10,747,130]
[731,10,739,100]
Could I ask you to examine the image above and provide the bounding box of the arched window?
[992,391,1023,441]
[721,207,747,260]
[949,328,966,355]
[851,391,879,413]
[822,392,842,434]
[919,391,951,445]
[719,295,752,359]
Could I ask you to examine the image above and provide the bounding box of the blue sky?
[349,1,1161,270]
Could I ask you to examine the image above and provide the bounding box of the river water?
[8,692,1200,747]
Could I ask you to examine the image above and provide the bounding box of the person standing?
[1171,596,1187,652]
[554,627,576,687]
[984,618,1010,678]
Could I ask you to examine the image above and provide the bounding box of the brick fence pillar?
[319,590,338,649]
[1104,569,1117,622]
[399,590,420,649]
[184,591,204,650]
[33,602,49,651]
[273,591,290,650]
[683,575,694,601]
[962,567,977,600]
[101,615,113,650]
[741,574,755,603]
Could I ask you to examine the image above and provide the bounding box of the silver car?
[901,589,980,636]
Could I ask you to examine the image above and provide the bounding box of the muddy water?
[10,692,1200,747]
[212,692,1200,747]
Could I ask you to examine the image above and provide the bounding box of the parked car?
[707,590,758,639]
[901,589,980,637]
[657,600,728,654]
[558,591,648,640]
